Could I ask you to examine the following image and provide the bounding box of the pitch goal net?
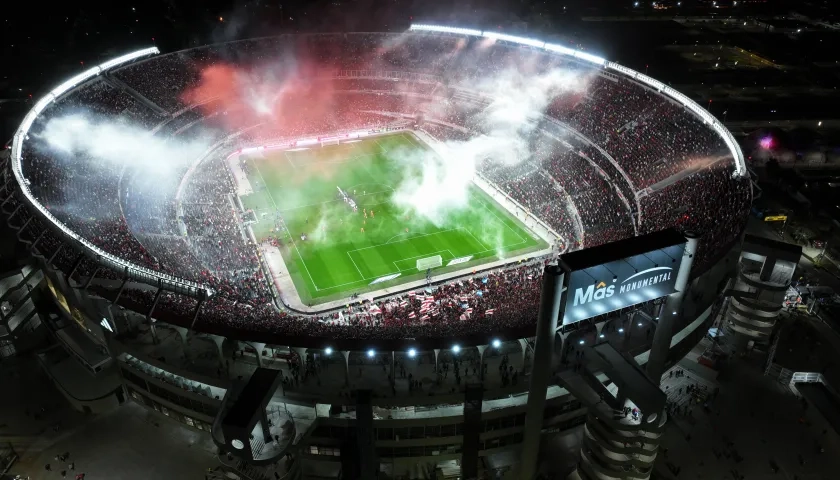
[416,255,443,271]
[320,138,340,147]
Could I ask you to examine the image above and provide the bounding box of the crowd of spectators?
[8,32,751,341]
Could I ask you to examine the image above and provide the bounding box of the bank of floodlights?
[481,31,545,49]
[409,24,482,37]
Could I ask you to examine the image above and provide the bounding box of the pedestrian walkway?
[654,346,840,480]
[7,402,216,480]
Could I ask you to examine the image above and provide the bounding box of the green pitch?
[239,132,546,305]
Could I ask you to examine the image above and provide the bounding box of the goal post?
[320,138,340,147]
[416,255,443,271]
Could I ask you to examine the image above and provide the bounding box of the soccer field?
[239,132,547,304]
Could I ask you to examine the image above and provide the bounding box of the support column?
[520,265,565,480]
[595,322,605,338]
[647,234,699,381]
[293,347,307,369]
[557,331,570,363]
[390,351,396,386]
[518,338,528,371]
[251,342,267,367]
[210,335,225,367]
[434,348,440,373]
[477,345,487,380]
[342,351,350,386]
[261,410,272,444]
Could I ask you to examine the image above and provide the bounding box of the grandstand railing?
[333,70,442,84]
[9,46,213,299]
[408,24,747,178]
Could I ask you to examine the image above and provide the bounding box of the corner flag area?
[239,132,547,305]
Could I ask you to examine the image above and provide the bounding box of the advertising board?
[560,230,687,325]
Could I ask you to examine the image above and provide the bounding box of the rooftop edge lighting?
[408,24,746,177]
[6,47,219,299]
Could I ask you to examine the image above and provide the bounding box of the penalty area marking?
[317,232,529,293]
[347,251,364,279]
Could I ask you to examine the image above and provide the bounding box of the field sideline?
[239,132,546,305]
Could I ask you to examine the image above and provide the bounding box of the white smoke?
[391,64,591,226]
[37,114,211,180]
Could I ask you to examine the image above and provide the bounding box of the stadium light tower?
[324,347,333,355]
[492,339,502,348]
[367,349,375,358]
[408,348,417,358]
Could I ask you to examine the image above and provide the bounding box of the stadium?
[1,24,752,479]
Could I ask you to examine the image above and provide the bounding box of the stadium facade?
[1,25,751,480]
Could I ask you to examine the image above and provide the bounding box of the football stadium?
[1,25,753,479]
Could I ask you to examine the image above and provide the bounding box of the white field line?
[251,158,320,291]
[347,251,364,279]
[283,151,297,169]
[475,195,527,243]
[322,235,530,292]
[462,227,489,251]
[259,133,538,294]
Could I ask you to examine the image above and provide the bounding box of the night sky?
[0,0,831,138]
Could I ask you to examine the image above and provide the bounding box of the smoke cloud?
[34,113,214,233]
[37,114,211,180]
[391,61,592,225]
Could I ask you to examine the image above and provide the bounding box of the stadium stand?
[5,32,751,343]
